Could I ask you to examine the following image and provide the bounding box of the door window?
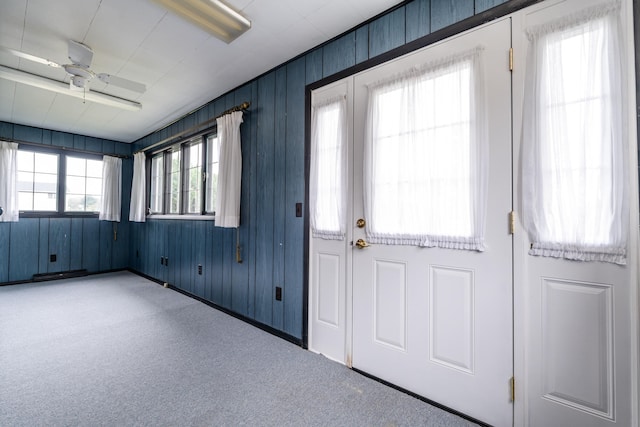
[364,49,488,251]
[310,95,347,240]
[522,4,627,264]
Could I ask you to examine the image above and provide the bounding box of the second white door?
[351,18,514,427]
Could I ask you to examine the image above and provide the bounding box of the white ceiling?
[0,0,400,143]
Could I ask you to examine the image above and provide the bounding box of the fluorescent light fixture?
[153,0,251,43]
[0,65,142,111]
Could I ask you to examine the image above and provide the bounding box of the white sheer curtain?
[522,2,627,264]
[0,141,19,222]
[365,48,487,251]
[99,155,122,222]
[310,95,347,240]
[129,152,146,222]
[215,110,243,228]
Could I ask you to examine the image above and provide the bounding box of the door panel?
[308,80,352,364]
[352,18,513,427]
[515,0,636,425]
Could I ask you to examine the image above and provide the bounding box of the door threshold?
[351,367,494,427]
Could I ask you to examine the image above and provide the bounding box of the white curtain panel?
[364,48,488,251]
[310,95,347,240]
[0,141,19,222]
[99,155,122,222]
[129,152,146,222]
[522,2,627,264]
[215,110,243,228]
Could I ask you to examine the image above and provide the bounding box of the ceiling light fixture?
[0,65,142,111]
[153,0,251,43]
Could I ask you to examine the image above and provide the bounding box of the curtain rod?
[0,137,130,159]
[134,101,250,155]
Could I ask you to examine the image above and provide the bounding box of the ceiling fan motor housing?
[64,63,94,90]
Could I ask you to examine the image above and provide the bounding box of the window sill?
[19,212,99,219]
[147,214,215,221]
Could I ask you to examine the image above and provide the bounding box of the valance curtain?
[129,152,146,222]
[215,110,243,228]
[99,155,122,222]
[0,141,19,222]
[310,95,347,240]
[522,2,627,264]
[364,48,488,251]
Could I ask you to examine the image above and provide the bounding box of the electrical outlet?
[275,286,282,301]
[49,254,57,263]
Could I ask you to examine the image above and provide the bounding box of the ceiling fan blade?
[97,73,146,93]
[0,46,62,68]
[68,40,93,68]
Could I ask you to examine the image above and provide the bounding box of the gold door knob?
[355,238,370,249]
[356,218,366,228]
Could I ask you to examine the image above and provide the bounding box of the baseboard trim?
[128,269,303,348]
[0,268,128,287]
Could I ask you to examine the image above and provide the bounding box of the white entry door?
[351,18,513,427]
[514,0,638,425]
[308,80,352,364]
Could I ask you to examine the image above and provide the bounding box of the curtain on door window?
[365,48,487,251]
[522,3,627,264]
[215,110,243,228]
[99,155,122,222]
[310,95,347,240]
[0,141,19,222]
[129,152,146,222]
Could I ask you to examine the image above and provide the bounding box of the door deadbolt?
[356,218,366,228]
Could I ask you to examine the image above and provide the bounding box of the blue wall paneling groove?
[49,218,71,273]
[70,218,83,271]
[38,218,50,274]
[83,219,100,273]
[8,219,39,282]
[255,71,276,327]
[369,6,407,58]
[0,223,9,282]
[284,57,306,337]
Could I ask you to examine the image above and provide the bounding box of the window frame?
[146,129,217,219]
[16,146,103,219]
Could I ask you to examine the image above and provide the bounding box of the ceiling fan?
[0,40,146,110]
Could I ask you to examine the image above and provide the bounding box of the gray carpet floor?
[0,271,479,426]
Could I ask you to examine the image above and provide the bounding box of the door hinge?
[509,211,516,234]
[509,47,514,71]
[510,376,515,402]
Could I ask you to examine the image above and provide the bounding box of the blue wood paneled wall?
[130,0,510,340]
[0,121,133,283]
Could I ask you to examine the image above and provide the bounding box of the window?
[364,49,487,251]
[166,149,181,214]
[522,5,627,264]
[65,156,102,212]
[310,95,347,240]
[148,132,217,216]
[184,141,203,214]
[17,150,59,212]
[149,154,164,214]
[16,148,103,215]
[205,135,220,213]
